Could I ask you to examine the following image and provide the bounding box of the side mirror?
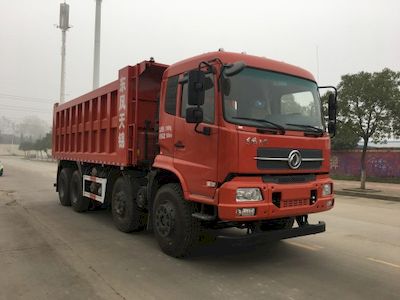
[328,93,336,121]
[328,93,337,137]
[185,107,203,123]
[188,70,205,106]
[328,121,336,137]
[318,86,337,137]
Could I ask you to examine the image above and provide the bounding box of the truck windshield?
[223,67,324,132]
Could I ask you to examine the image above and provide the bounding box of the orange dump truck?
[53,51,337,257]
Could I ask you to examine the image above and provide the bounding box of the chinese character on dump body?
[119,77,126,93]
[119,95,126,111]
[118,132,125,148]
[119,113,125,129]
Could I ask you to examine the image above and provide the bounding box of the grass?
[331,174,400,184]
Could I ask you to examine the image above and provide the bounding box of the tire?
[111,176,146,233]
[0,170,3,176]
[70,170,89,212]
[58,168,72,206]
[153,183,200,258]
[260,217,295,231]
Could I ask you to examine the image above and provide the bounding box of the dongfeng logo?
[288,150,302,169]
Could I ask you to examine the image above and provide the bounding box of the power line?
[0,93,54,102]
[0,97,54,105]
[0,104,52,114]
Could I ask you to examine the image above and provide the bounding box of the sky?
[0,0,399,124]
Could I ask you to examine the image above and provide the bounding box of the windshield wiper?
[286,123,324,136]
[233,117,285,134]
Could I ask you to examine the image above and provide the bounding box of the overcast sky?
[0,0,399,123]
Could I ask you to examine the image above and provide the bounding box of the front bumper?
[217,221,326,244]
[217,176,334,221]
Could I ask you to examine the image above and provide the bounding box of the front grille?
[262,174,316,184]
[282,199,309,208]
[256,148,323,170]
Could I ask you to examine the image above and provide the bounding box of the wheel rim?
[155,202,175,237]
[114,191,127,218]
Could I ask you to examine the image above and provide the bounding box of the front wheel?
[153,183,200,258]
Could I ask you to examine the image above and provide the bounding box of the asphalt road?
[0,156,399,300]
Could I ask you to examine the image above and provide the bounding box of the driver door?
[173,73,219,199]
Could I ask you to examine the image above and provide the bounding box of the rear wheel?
[153,183,200,258]
[111,176,146,232]
[70,170,89,212]
[58,168,72,206]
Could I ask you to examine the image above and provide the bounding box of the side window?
[164,75,179,115]
[181,74,215,124]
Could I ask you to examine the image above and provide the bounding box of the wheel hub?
[155,203,175,237]
[114,192,127,217]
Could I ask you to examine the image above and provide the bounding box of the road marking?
[310,243,324,249]
[286,241,321,251]
[367,257,400,269]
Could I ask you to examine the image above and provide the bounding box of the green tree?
[331,120,359,150]
[34,132,52,157]
[321,93,359,150]
[338,68,400,189]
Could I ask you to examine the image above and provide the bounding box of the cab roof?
[164,51,316,82]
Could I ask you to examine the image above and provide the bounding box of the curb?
[335,190,400,202]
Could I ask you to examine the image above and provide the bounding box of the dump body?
[53,61,168,167]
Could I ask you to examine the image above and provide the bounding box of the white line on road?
[286,241,322,251]
[367,257,400,269]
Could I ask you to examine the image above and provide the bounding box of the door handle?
[174,141,185,148]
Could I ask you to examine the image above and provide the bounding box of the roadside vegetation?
[326,68,400,189]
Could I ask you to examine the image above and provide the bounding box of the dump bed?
[53,61,168,167]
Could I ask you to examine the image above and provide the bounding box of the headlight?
[236,188,263,202]
[322,183,332,196]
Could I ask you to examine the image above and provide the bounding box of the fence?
[331,149,400,178]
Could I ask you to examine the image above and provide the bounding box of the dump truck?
[53,51,337,257]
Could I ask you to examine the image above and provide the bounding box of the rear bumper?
[218,221,326,243]
[216,176,334,221]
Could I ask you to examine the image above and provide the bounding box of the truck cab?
[154,51,335,223]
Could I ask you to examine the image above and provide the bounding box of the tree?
[17,116,49,141]
[19,140,34,157]
[331,120,359,150]
[34,132,52,158]
[321,93,359,150]
[0,116,17,144]
[337,68,400,189]
[19,131,52,159]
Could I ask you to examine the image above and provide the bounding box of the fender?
[152,155,189,198]
[153,155,217,205]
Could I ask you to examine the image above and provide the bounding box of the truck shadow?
[55,204,322,265]
[190,239,307,262]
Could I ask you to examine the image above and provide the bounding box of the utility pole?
[316,45,320,82]
[58,1,71,103]
[93,0,102,90]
